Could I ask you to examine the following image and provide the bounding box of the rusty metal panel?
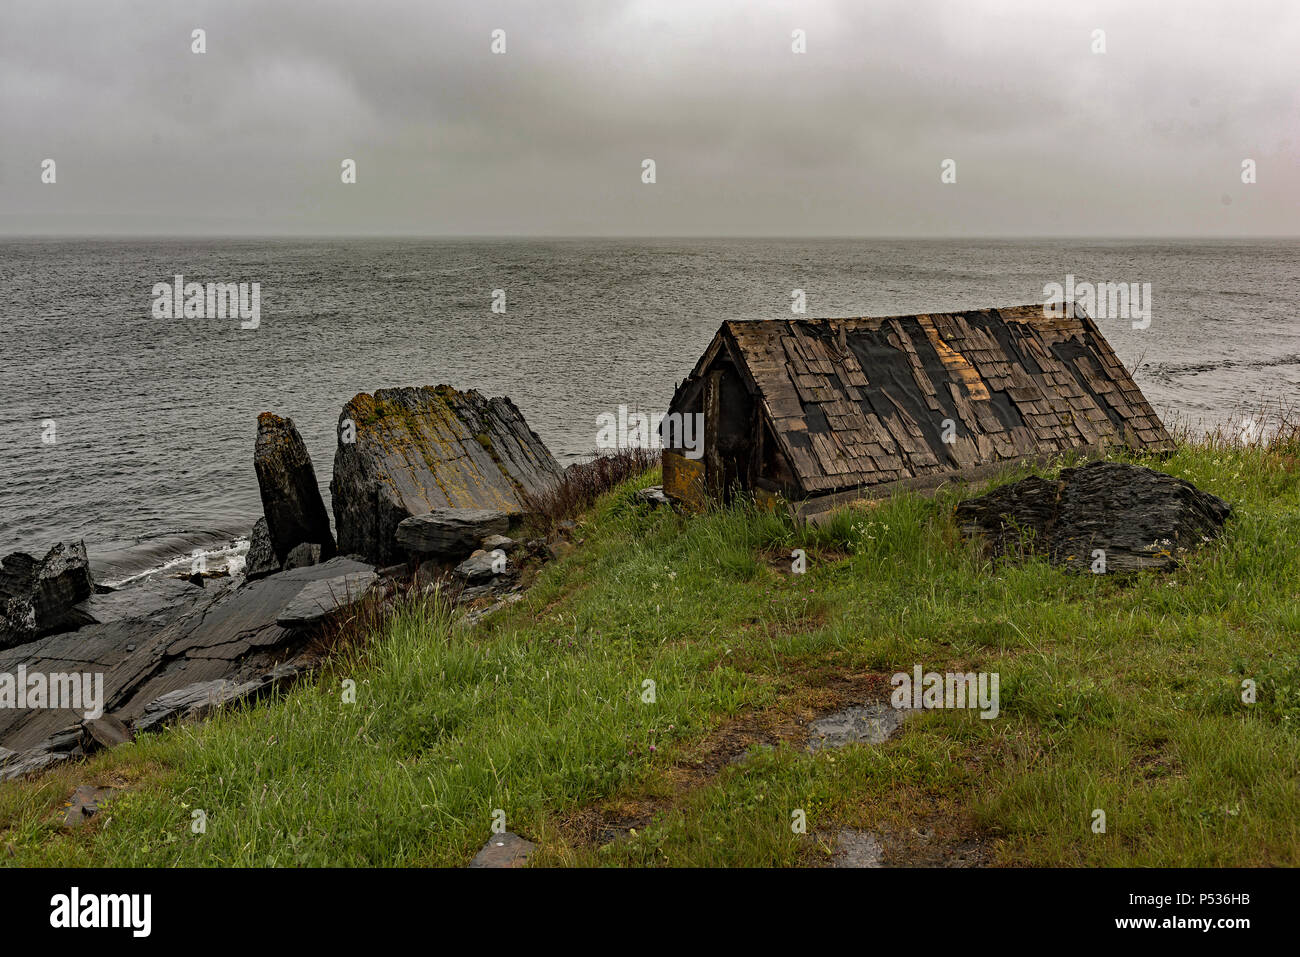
[662,450,706,512]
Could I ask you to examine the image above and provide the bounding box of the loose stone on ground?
[468,831,537,868]
[63,785,116,828]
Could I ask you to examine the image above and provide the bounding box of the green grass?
[2,436,1298,867]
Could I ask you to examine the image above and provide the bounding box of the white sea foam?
[102,536,250,589]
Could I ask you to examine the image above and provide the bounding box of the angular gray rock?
[396,508,510,557]
[456,583,498,604]
[133,662,309,736]
[331,385,563,565]
[283,542,321,570]
[955,460,1232,572]
[1,748,70,781]
[254,412,336,564]
[453,550,510,585]
[634,485,671,507]
[480,534,518,553]
[84,715,133,750]
[244,518,280,581]
[132,679,255,735]
[0,541,95,649]
[461,590,524,625]
[276,570,378,627]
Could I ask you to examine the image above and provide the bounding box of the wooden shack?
[662,303,1173,517]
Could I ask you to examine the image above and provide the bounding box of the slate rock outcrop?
[480,534,518,554]
[0,541,95,649]
[331,386,563,565]
[0,557,374,775]
[955,460,1231,571]
[254,412,336,564]
[634,485,671,508]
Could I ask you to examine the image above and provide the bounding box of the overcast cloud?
[1,0,1296,236]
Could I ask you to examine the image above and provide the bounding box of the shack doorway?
[704,361,753,501]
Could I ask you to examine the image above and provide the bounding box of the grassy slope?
[2,439,1298,867]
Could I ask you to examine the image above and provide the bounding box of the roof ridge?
[727,303,1053,327]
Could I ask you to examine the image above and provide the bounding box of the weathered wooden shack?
[662,303,1173,516]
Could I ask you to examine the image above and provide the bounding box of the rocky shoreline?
[0,384,575,781]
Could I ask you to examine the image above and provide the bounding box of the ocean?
[2,238,1296,581]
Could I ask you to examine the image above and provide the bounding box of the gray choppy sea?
[2,238,1296,579]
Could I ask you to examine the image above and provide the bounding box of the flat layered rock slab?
[113,558,374,718]
[132,661,309,735]
[277,571,378,627]
[396,508,510,557]
[154,558,374,661]
[132,678,261,734]
[0,590,209,751]
[75,577,203,626]
[807,703,907,752]
[0,747,69,781]
[469,832,537,868]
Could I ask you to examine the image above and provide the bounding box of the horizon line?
[2,233,1298,242]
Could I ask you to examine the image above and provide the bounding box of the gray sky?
[1,0,1296,236]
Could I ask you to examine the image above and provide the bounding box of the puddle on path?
[806,702,907,752]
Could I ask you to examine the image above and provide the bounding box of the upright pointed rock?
[254,413,336,565]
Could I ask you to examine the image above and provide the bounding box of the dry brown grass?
[521,447,658,535]
[1164,398,1300,454]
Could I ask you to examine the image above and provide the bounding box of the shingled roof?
[669,303,1173,501]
